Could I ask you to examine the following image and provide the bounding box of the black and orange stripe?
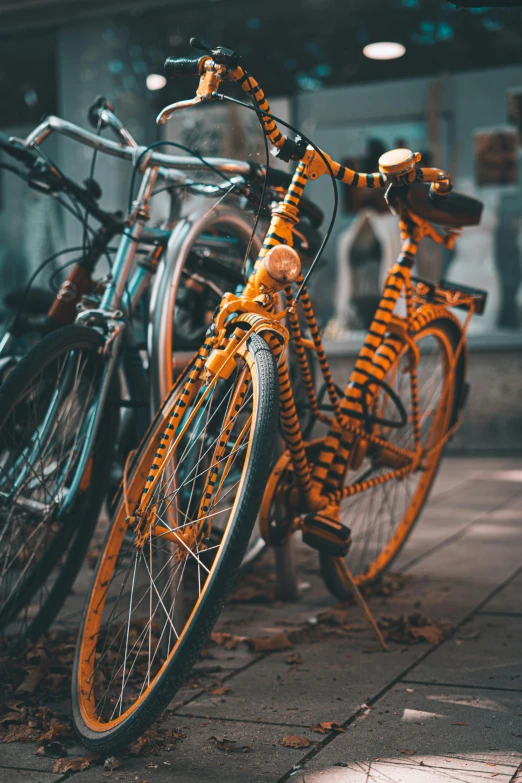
[127,341,213,525]
[229,66,287,150]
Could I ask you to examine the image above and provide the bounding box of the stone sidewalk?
[1,458,521,783]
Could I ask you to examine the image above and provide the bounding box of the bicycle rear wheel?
[0,325,118,639]
[320,314,464,597]
[72,332,278,752]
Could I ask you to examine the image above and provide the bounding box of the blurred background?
[1,0,522,451]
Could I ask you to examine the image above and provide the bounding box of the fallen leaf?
[16,667,45,694]
[452,722,468,726]
[379,613,450,645]
[368,573,406,597]
[410,625,445,645]
[245,633,293,653]
[282,735,311,749]
[285,653,303,666]
[210,632,241,650]
[208,736,250,753]
[310,722,344,734]
[400,749,416,756]
[209,687,231,696]
[38,722,70,742]
[53,755,96,773]
[129,735,149,755]
[317,608,352,626]
[3,725,39,743]
[0,712,22,726]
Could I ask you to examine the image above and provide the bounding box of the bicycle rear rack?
[411,275,488,315]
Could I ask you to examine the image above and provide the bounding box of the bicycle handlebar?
[22,115,252,177]
[158,44,454,200]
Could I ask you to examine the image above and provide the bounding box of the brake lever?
[156,95,206,126]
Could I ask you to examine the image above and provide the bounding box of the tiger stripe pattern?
[127,340,213,525]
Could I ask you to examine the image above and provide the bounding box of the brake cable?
[214,93,338,303]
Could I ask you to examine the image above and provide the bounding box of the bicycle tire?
[319,314,465,597]
[0,324,119,638]
[72,331,278,752]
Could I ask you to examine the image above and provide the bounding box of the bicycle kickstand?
[343,567,389,652]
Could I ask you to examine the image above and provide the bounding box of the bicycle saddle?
[407,182,483,228]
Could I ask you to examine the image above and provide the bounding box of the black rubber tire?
[0,324,119,638]
[72,333,279,752]
[319,316,466,598]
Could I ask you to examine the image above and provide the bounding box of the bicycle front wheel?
[72,332,278,752]
[320,314,464,597]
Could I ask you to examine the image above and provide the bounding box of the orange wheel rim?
[77,348,258,731]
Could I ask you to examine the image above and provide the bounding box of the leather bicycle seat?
[407,182,483,228]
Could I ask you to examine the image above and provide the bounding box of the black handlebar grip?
[164,56,202,78]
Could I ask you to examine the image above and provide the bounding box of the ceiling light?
[146,73,167,91]
[363,42,406,61]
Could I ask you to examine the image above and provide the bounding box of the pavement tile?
[174,637,420,725]
[402,614,522,691]
[401,527,522,598]
[68,715,317,783]
[292,684,522,782]
[3,458,522,782]
[479,572,522,614]
[0,743,64,774]
[0,772,63,783]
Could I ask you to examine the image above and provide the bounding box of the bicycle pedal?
[302,511,351,557]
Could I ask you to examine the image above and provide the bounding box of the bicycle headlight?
[263,245,301,285]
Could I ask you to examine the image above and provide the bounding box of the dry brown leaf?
[38,721,70,742]
[245,633,293,653]
[0,712,22,726]
[400,749,416,756]
[210,632,241,650]
[209,687,231,696]
[379,613,449,645]
[410,625,445,645]
[310,722,344,734]
[282,735,311,749]
[285,652,303,666]
[16,667,45,694]
[3,725,39,743]
[317,608,352,626]
[208,735,250,753]
[129,735,149,755]
[53,755,96,773]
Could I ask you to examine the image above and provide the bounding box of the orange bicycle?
[72,40,485,751]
